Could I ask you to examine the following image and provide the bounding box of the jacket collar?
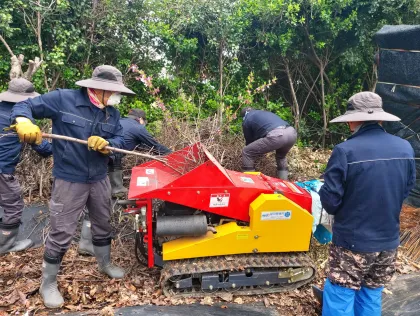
[348,123,384,140]
[75,88,114,117]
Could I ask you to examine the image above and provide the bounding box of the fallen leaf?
[65,305,80,311]
[0,290,20,307]
[7,280,13,285]
[221,305,228,309]
[217,292,233,302]
[200,296,214,306]
[234,297,243,305]
[100,306,114,316]
[383,288,393,295]
[264,297,270,307]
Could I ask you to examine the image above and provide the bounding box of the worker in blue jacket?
[107,108,171,196]
[241,107,297,180]
[10,65,134,309]
[77,108,171,256]
[313,92,416,316]
[0,78,52,255]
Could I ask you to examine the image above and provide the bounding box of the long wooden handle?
[41,133,167,163]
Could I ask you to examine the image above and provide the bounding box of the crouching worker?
[108,108,171,196]
[315,92,416,316]
[0,78,52,255]
[241,107,297,180]
[10,65,135,308]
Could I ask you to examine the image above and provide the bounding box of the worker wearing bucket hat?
[10,65,135,309]
[312,92,416,316]
[0,78,52,255]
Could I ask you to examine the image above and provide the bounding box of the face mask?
[106,93,122,106]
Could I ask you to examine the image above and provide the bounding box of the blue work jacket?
[0,101,52,174]
[242,110,289,145]
[319,123,416,252]
[11,89,124,183]
[120,118,171,155]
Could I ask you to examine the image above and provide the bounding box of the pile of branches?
[123,115,332,180]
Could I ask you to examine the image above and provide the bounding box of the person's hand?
[87,136,110,154]
[13,117,42,145]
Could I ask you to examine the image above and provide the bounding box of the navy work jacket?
[319,123,416,252]
[242,110,289,145]
[11,89,124,183]
[0,101,52,174]
[121,117,171,155]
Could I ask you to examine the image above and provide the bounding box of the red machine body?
[129,143,312,221]
[127,143,312,267]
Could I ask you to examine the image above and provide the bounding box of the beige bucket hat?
[0,78,39,103]
[76,65,135,95]
[330,91,400,123]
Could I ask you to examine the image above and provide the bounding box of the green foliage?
[1,0,419,147]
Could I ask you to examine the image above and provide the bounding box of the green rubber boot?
[94,244,125,279]
[78,219,95,256]
[0,220,33,255]
[39,257,64,309]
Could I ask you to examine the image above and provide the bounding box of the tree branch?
[0,35,15,57]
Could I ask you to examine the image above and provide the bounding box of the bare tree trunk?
[36,0,49,90]
[284,59,300,131]
[320,63,327,148]
[217,39,224,127]
[86,0,98,66]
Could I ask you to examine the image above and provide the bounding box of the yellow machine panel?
[163,194,313,261]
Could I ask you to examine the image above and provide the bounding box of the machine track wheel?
[160,252,316,298]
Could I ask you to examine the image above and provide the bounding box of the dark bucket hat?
[330,91,400,123]
[75,65,135,95]
[0,78,39,103]
[128,109,146,119]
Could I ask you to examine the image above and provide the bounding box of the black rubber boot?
[312,285,324,305]
[94,244,125,279]
[109,170,128,197]
[277,170,288,180]
[40,255,64,308]
[0,219,33,255]
[78,219,94,256]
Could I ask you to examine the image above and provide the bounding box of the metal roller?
[156,215,208,237]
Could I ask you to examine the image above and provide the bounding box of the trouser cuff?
[0,218,21,229]
[92,237,112,247]
[44,252,64,264]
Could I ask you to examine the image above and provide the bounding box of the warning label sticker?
[210,193,230,208]
[145,169,155,175]
[240,177,254,184]
[285,182,303,194]
[261,211,292,221]
[136,177,150,187]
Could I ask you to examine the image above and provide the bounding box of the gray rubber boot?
[39,258,64,309]
[0,220,33,255]
[78,220,94,256]
[94,244,124,279]
[109,170,128,197]
[277,170,289,180]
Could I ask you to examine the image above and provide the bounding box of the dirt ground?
[1,229,419,316]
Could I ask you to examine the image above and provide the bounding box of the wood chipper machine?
[124,143,316,297]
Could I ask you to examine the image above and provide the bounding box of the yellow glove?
[13,117,42,145]
[87,136,110,154]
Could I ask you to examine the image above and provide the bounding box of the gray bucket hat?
[0,78,39,103]
[330,91,400,123]
[75,65,135,95]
